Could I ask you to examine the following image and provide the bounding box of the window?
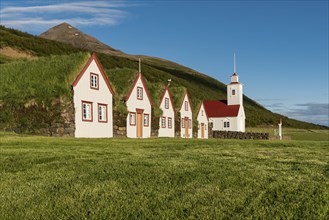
[90,73,99,89]
[188,119,192,129]
[165,98,169,109]
[98,104,107,122]
[144,114,149,126]
[209,122,213,128]
[201,110,204,116]
[137,87,143,100]
[184,101,188,111]
[205,124,207,130]
[232,89,235,95]
[181,118,185,128]
[224,121,230,128]
[130,112,136,125]
[161,117,166,128]
[82,101,92,121]
[168,117,172,129]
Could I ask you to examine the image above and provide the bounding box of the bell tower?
[227,54,243,106]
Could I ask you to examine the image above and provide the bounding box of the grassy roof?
[0,52,89,104]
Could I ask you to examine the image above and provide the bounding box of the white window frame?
[130,112,136,126]
[82,101,92,121]
[98,104,107,123]
[161,117,166,128]
[168,117,172,129]
[144,114,149,126]
[165,98,169,109]
[137,87,143,100]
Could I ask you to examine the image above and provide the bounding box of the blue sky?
[1,0,328,126]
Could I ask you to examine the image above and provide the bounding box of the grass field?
[1,133,328,219]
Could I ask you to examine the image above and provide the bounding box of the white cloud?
[0,1,129,31]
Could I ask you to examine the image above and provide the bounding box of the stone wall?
[212,131,269,140]
[50,97,75,137]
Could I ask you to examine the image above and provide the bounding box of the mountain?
[40,22,124,56]
[0,24,326,132]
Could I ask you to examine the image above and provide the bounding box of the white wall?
[179,94,193,138]
[158,89,175,137]
[227,83,243,106]
[73,59,113,138]
[126,75,152,138]
[209,106,245,132]
[197,104,208,139]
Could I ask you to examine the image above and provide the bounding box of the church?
[203,70,246,132]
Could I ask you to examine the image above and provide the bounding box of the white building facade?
[125,72,153,138]
[197,102,208,139]
[72,53,115,138]
[158,85,175,137]
[179,91,193,138]
[204,72,245,132]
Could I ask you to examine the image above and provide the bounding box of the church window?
[232,89,235,95]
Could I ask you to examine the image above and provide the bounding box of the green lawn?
[1,133,328,219]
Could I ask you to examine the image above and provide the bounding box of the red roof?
[203,100,240,117]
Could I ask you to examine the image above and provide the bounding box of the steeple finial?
[139,58,141,73]
[234,53,236,74]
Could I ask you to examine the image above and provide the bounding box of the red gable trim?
[196,102,208,119]
[126,72,154,107]
[159,85,176,113]
[72,53,115,95]
[203,100,240,117]
[179,90,192,113]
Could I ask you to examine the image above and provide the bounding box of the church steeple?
[227,54,243,106]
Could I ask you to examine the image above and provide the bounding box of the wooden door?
[201,123,205,138]
[137,113,143,138]
[184,118,189,138]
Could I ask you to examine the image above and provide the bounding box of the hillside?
[0,25,326,133]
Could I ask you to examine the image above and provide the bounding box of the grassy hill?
[0,25,326,133]
[1,133,328,219]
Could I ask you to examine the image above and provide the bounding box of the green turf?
[1,133,328,219]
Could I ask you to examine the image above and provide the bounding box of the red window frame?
[137,87,143,100]
[98,103,108,123]
[82,101,93,122]
[165,98,169,109]
[168,117,172,129]
[144,114,149,127]
[90,73,99,90]
[130,112,136,126]
[161,117,166,128]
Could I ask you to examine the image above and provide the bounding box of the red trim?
[72,53,115,95]
[136,108,144,114]
[168,117,172,129]
[159,85,176,113]
[97,103,108,123]
[81,101,93,122]
[161,117,166,128]
[129,112,136,126]
[144,114,150,127]
[180,90,192,113]
[125,72,153,107]
[137,87,143,100]
[90,73,99,90]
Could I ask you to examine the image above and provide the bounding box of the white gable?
[179,93,192,138]
[197,103,208,139]
[73,56,113,138]
[126,73,152,138]
[158,88,175,137]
